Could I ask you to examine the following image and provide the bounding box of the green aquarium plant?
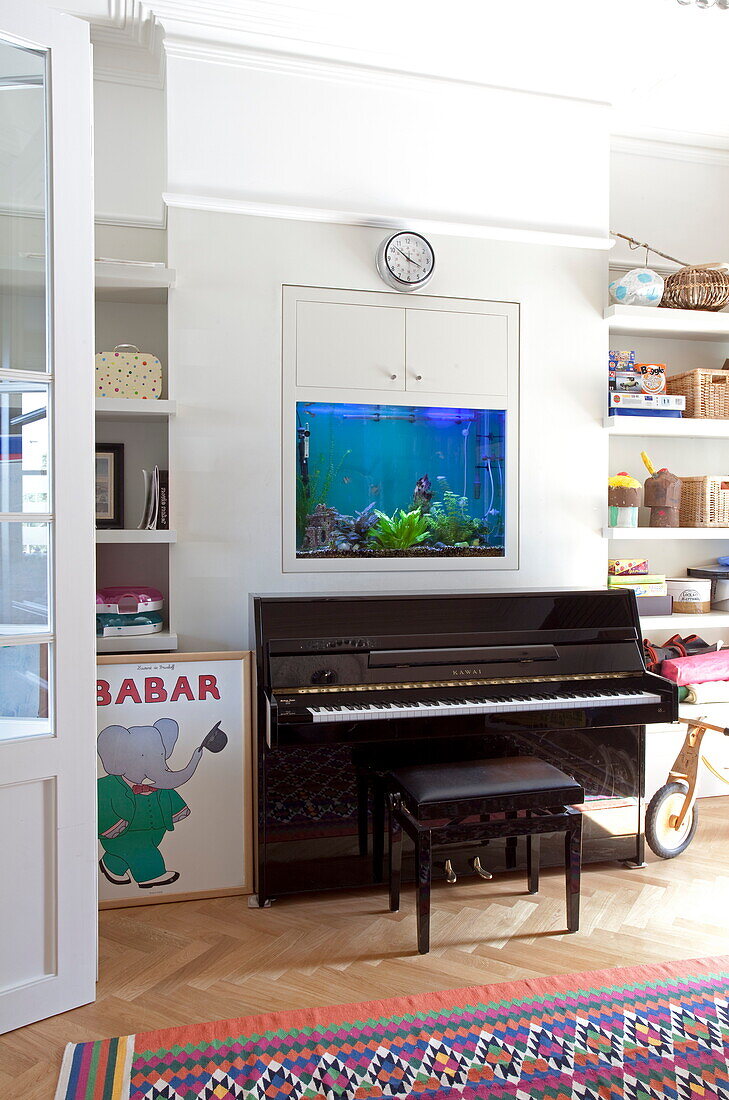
[369,508,431,551]
[426,490,486,546]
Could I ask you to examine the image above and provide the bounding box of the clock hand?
[395,246,418,266]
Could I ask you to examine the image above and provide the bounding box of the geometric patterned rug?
[55,956,729,1099]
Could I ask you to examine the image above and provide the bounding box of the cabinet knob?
[390,374,398,381]
[415,374,422,381]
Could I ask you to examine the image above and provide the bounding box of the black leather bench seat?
[390,755,584,805]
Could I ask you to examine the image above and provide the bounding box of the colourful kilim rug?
[56,956,729,1099]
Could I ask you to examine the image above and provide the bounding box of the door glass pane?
[0,380,49,512]
[0,520,49,631]
[0,642,51,741]
[0,41,47,373]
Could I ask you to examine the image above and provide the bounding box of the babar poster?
[96,652,250,904]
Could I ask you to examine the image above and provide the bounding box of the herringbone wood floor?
[4,796,728,1099]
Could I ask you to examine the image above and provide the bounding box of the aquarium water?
[296,402,506,558]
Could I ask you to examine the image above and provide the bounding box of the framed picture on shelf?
[96,651,252,907]
[95,443,124,528]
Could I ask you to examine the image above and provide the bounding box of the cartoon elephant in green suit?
[97,718,226,888]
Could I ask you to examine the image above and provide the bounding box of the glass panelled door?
[0,39,49,733]
[0,0,95,1033]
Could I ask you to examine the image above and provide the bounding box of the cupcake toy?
[608,472,641,528]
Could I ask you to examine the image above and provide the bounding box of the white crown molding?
[163,191,613,252]
[610,128,729,168]
[91,44,165,87]
[0,204,164,229]
[66,2,728,166]
[57,1,165,86]
[161,30,608,107]
[95,209,167,228]
[64,1,610,105]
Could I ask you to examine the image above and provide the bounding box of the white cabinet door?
[406,308,509,397]
[296,300,405,391]
[0,0,96,1034]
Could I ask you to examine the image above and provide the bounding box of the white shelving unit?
[605,415,729,439]
[96,398,176,421]
[606,299,729,640]
[605,304,729,341]
[96,631,179,655]
[94,260,175,290]
[639,610,729,632]
[0,258,175,298]
[604,527,729,541]
[96,529,177,544]
[94,262,177,654]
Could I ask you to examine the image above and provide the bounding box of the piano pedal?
[470,856,493,881]
[444,859,457,884]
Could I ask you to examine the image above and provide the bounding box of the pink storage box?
[96,586,164,614]
[661,649,729,686]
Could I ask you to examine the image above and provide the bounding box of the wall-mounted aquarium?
[295,402,506,560]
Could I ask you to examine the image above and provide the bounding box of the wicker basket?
[666,368,729,419]
[679,475,729,527]
[662,265,729,311]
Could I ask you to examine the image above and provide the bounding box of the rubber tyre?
[645,782,699,859]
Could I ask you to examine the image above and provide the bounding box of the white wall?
[161,39,614,651]
[168,210,607,650]
[93,79,165,228]
[610,148,729,266]
[164,49,610,241]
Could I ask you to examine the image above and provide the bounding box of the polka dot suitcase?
[95,344,162,399]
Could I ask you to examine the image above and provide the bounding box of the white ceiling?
[52,0,729,144]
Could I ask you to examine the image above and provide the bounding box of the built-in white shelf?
[0,259,175,300]
[94,260,175,304]
[96,631,179,654]
[604,415,729,438]
[604,527,729,540]
[94,260,175,290]
[95,398,176,421]
[639,611,729,632]
[605,303,729,341]
[96,529,177,544]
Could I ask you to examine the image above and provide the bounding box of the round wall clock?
[375,231,435,292]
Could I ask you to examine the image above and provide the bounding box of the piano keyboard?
[307,688,662,723]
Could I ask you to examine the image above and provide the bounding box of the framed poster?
[96,651,252,907]
[95,442,124,528]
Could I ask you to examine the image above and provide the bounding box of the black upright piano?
[251,590,677,906]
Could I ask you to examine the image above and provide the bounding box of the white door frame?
[0,0,96,1034]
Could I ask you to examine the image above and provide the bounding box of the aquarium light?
[298,403,484,423]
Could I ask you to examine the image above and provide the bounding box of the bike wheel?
[645,782,698,859]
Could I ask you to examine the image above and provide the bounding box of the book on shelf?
[137,467,169,530]
[158,469,169,530]
[608,392,685,418]
[608,574,665,587]
[612,582,668,597]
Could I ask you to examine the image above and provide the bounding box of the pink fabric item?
[661,648,729,685]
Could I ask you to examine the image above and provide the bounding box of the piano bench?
[386,755,584,955]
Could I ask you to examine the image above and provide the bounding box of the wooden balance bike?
[645,715,729,859]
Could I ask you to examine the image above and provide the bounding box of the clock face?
[376,232,435,291]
